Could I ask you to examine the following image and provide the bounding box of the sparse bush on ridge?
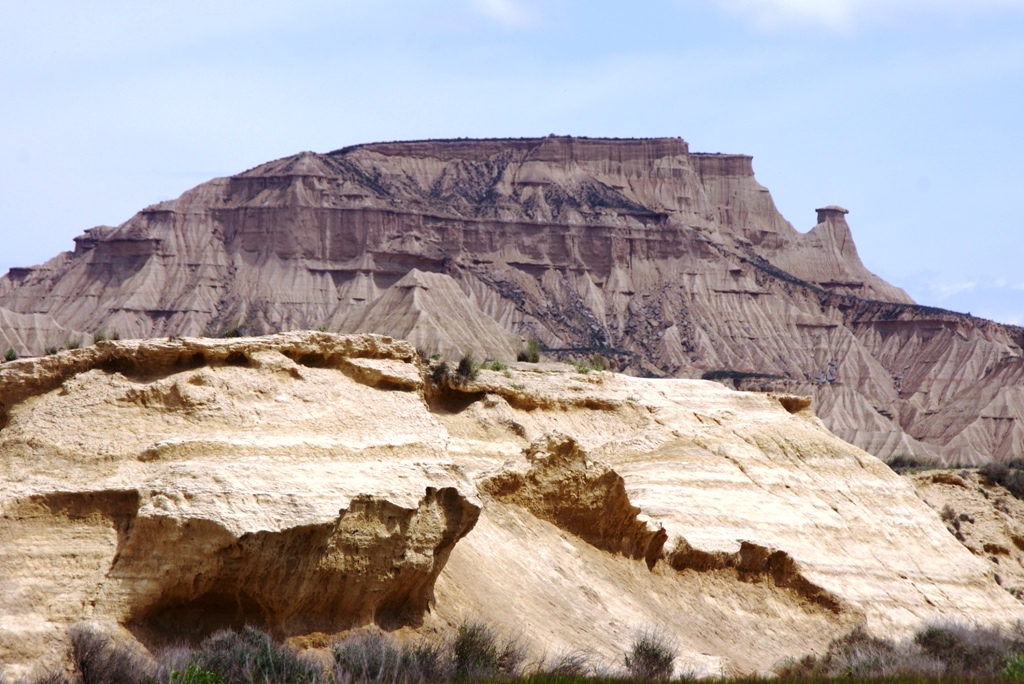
[457,354,479,383]
[517,339,540,363]
[3,347,17,362]
[980,461,1024,501]
[431,360,450,386]
[885,454,935,473]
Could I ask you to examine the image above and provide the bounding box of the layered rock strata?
[1,137,1021,465]
[1,332,1021,678]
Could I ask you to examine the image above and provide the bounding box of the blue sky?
[1,0,1022,324]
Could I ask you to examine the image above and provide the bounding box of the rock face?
[1,332,1022,677]
[1,137,1022,464]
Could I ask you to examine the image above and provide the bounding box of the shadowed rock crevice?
[668,538,844,613]
[114,487,479,645]
[480,433,667,568]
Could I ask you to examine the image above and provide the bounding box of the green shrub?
[331,630,448,683]
[540,650,593,676]
[3,347,16,362]
[193,627,320,684]
[518,339,541,363]
[485,360,508,372]
[457,354,479,382]
[1005,652,1024,678]
[92,330,108,344]
[701,369,786,381]
[886,454,933,473]
[980,461,1024,500]
[451,621,524,679]
[623,629,675,680]
[68,624,153,684]
[775,623,1024,680]
[45,345,60,356]
[914,622,1018,678]
[169,664,225,684]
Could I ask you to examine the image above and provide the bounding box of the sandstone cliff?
[1,137,1021,465]
[1,332,1021,678]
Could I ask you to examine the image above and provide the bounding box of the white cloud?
[702,0,1024,31]
[930,280,977,298]
[468,0,533,28]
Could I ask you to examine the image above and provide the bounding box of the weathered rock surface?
[906,468,1024,604]
[1,332,1021,677]
[1,137,1021,464]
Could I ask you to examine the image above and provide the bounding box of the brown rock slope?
[1,332,1021,678]
[1,137,1021,464]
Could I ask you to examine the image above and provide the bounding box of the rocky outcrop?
[0,137,1020,466]
[2,332,1021,677]
[906,468,1024,604]
[479,433,668,568]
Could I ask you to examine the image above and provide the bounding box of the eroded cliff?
[1,137,1021,466]
[1,332,1020,678]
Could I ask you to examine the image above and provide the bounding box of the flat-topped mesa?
[341,136,691,165]
[0,135,1020,467]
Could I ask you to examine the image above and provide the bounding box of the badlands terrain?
[2,331,1024,678]
[0,137,1020,465]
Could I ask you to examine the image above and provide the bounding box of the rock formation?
[1,137,1021,464]
[1,332,1021,678]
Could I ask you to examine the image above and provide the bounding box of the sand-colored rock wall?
[2,332,1021,678]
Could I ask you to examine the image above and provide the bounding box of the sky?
[1,0,1022,324]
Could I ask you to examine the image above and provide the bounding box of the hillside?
[1,136,1021,464]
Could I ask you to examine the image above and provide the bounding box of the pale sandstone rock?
[1,332,1021,677]
[907,468,1024,604]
